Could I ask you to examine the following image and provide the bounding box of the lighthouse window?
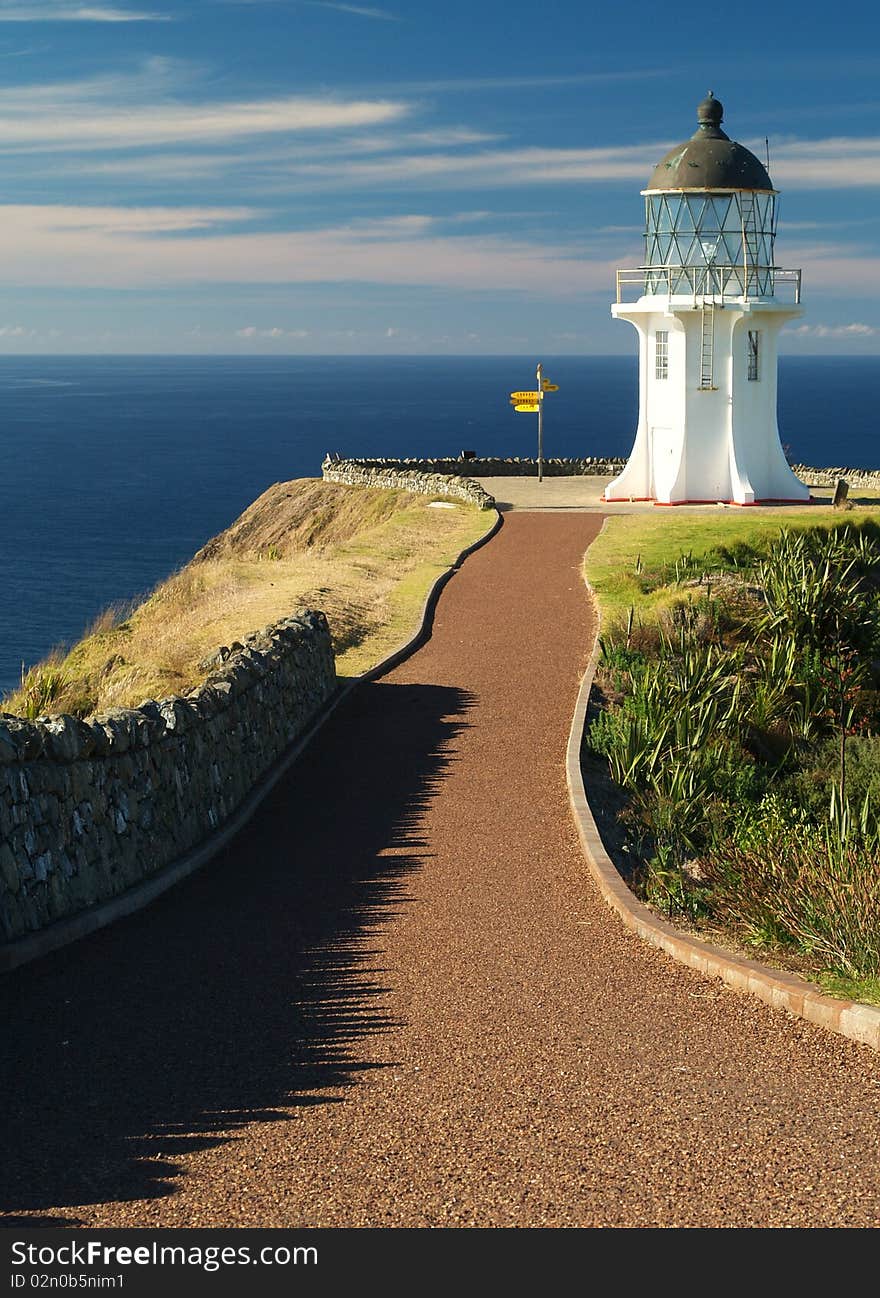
[747,330,760,381]
[655,330,669,380]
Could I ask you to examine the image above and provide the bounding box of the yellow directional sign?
[514,403,540,413]
[541,381,559,392]
[510,390,540,402]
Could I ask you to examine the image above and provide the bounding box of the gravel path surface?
[2,513,879,1228]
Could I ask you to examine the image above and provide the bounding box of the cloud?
[0,203,624,295]
[230,131,880,195]
[236,325,310,337]
[305,1,396,18]
[0,93,408,151]
[787,322,878,337]
[0,323,34,335]
[42,129,503,185]
[0,55,197,106]
[0,60,408,154]
[9,204,256,233]
[251,142,668,193]
[247,130,880,198]
[779,242,880,295]
[764,136,880,188]
[0,4,168,20]
[383,70,668,94]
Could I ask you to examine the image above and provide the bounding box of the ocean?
[1,353,877,697]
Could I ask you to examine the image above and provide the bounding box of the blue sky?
[0,0,877,354]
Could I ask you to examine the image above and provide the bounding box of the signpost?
[536,362,545,482]
[508,363,559,482]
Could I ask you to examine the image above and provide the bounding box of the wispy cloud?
[236,325,310,337]
[229,132,880,196]
[763,136,880,188]
[0,203,624,294]
[381,70,668,94]
[222,0,396,16]
[6,201,878,303]
[248,143,669,193]
[0,63,409,150]
[788,322,878,337]
[778,240,880,295]
[10,204,257,233]
[42,128,503,184]
[0,3,168,20]
[252,134,880,195]
[0,56,198,105]
[305,1,396,18]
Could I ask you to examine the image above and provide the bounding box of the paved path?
[474,474,847,513]
[2,514,879,1228]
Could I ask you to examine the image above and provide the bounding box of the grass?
[586,501,880,621]
[2,479,491,718]
[816,973,880,1007]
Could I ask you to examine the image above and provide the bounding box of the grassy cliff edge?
[4,479,491,720]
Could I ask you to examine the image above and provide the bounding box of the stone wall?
[0,610,336,945]
[325,453,880,493]
[791,464,880,490]
[322,456,496,508]
[324,453,626,481]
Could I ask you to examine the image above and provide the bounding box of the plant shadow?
[0,680,473,1221]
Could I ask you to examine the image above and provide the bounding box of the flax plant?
[588,522,880,976]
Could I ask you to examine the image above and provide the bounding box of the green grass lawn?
[586,503,880,623]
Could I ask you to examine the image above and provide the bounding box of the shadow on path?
[0,680,473,1222]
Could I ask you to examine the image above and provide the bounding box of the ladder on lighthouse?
[740,191,758,298]
[699,301,715,390]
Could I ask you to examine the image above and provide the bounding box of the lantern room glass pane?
[644,192,777,296]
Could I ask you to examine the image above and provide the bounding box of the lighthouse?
[605,92,809,505]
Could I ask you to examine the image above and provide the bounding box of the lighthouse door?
[649,425,678,498]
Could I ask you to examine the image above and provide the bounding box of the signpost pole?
[536,361,544,483]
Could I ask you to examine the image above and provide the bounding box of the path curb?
[1,507,503,974]
[565,596,880,1054]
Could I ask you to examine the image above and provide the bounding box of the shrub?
[588,521,880,965]
[698,809,880,979]
[16,657,69,720]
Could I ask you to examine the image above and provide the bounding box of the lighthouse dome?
[645,92,773,192]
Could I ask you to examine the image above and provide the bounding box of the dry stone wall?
[326,453,880,493]
[791,465,880,490]
[322,456,496,508]
[0,610,335,946]
[324,453,625,483]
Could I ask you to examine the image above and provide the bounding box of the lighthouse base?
[605,296,809,507]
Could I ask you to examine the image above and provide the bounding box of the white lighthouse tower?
[605,92,809,505]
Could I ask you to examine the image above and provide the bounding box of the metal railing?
[615,265,802,305]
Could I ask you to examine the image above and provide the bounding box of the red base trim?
[604,496,817,507]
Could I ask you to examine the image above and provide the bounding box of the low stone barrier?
[322,455,496,508]
[791,464,880,490]
[324,453,626,481]
[0,610,336,945]
[325,453,880,494]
